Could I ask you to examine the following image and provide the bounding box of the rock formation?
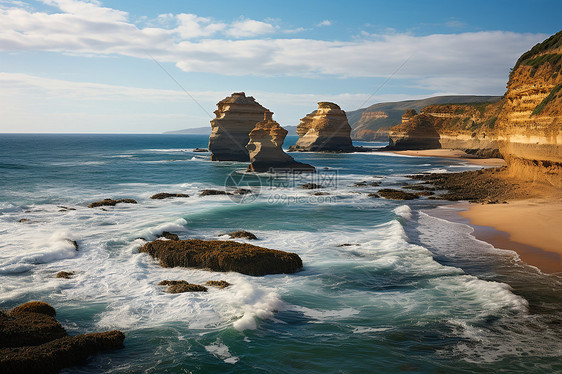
[495,31,562,187]
[139,238,303,276]
[246,111,315,172]
[208,92,268,161]
[289,102,355,152]
[0,301,124,374]
[88,198,137,208]
[388,111,441,150]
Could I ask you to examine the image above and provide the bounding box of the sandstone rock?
[388,111,441,150]
[246,111,315,172]
[0,302,124,373]
[227,231,258,240]
[158,280,207,293]
[88,199,137,208]
[139,239,303,276]
[55,271,75,279]
[289,102,355,152]
[205,280,231,289]
[150,193,190,200]
[495,31,562,187]
[377,189,419,200]
[209,92,268,161]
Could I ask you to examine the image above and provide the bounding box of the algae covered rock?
[88,198,137,208]
[140,239,303,276]
[227,231,258,240]
[377,189,419,200]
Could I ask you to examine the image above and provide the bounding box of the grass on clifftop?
[511,30,562,77]
[532,84,562,116]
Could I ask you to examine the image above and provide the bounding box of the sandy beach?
[459,198,562,273]
[386,149,507,167]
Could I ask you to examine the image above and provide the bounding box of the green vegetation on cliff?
[511,30,562,76]
[532,84,562,116]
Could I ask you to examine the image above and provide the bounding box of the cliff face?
[388,111,441,150]
[347,96,502,140]
[289,102,355,152]
[208,92,267,161]
[247,111,315,172]
[496,31,562,187]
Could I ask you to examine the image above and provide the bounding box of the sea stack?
[388,110,441,150]
[208,92,268,161]
[247,111,315,172]
[289,102,355,152]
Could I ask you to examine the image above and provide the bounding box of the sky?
[0,0,561,133]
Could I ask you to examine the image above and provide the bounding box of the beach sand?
[387,149,507,167]
[459,199,562,273]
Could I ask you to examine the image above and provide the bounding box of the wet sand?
[459,199,562,273]
[388,149,507,167]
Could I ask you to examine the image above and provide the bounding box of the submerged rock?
[0,302,124,374]
[55,271,75,279]
[205,280,231,289]
[193,148,209,152]
[139,239,303,276]
[150,193,190,200]
[227,231,258,240]
[158,280,207,293]
[209,92,268,161]
[246,111,315,173]
[289,102,355,152]
[87,199,137,208]
[199,189,232,197]
[377,189,419,200]
[301,183,322,189]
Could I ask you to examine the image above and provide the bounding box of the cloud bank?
[0,0,546,93]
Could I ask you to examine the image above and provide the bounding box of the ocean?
[1,134,561,373]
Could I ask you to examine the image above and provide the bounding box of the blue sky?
[0,0,560,133]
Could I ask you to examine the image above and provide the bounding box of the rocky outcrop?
[377,189,419,200]
[289,102,355,152]
[388,111,441,150]
[0,301,124,374]
[158,280,207,293]
[139,238,303,276]
[150,193,190,199]
[208,92,268,161]
[227,231,257,240]
[88,198,137,208]
[495,31,562,187]
[246,111,315,172]
[205,280,231,289]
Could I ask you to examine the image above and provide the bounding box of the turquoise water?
[1,134,561,373]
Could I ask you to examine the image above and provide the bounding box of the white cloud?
[225,18,277,38]
[317,20,331,27]
[0,1,549,96]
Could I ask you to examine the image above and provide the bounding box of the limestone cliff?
[247,111,315,172]
[388,111,440,150]
[388,101,503,157]
[496,31,562,187]
[289,102,355,152]
[208,92,267,161]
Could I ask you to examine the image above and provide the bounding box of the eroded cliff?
[289,102,355,152]
[496,31,562,187]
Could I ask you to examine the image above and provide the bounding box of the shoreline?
[384,148,507,167]
[459,199,562,274]
[396,149,561,274]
